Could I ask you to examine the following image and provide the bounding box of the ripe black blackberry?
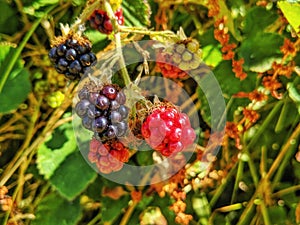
[89,8,124,35]
[75,83,129,141]
[48,33,97,80]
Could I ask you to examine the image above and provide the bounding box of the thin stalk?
[266,122,300,180]
[231,159,244,204]
[246,100,283,150]
[119,201,138,225]
[260,146,267,178]
[104,1,131,86]
[272,184,300,198]
[120,26,178,38]
[272,115,300,187]
[209,162,238,208]
[87,213,102,225]
[0,6,55,93]
[0,96,41,187]
[260,200,271,225]
[237,122,300,225]
[0,83,75,186]
[246,153,259,187]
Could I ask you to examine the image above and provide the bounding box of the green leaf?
[36,122,77,179]
[84,30,111,52]
[101,195,130,222]
[268,205,287,224]
[243,6,278,35]
[0,1,20,35]
[136,150,154,166]
[287,83,300,114]
[50,151,97,201]
[0,46,31,114]
[31,192,82,225]
[122,0,151,27]
[278,1,300,36]
[202,44,223,67]
[198,61,256,124]
[238,32,284,72]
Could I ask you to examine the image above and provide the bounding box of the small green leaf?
[50,151,97,201]
[31,192,82,225]
[243,6,278,35]
[122,0,151,27]
[0,46,31,114]
[238,32,284,72]
[202,44,223,67]
[278,1,300,36]
[36,122,77,179]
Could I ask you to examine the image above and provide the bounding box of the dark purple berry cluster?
[75,84,129,140]
[48,36,97,80]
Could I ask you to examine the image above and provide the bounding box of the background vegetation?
[0,0,299,224]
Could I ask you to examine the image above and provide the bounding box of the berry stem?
[120,26,178,39]
[104,0,131,86]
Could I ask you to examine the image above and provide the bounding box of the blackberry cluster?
[156,38,202,80]
[89,8,124,34]
[75,84,129,141]
[48,35,97,80]
[88,138,129,174]
[141,105,196,157]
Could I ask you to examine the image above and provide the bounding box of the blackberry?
[156,38,202,80]
[48,34,97,80]
[89,8,125,35]
[74,83,129,141]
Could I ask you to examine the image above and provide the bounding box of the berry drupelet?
[75,84,129,141]
[141,105,196,157]
[48,34,97,80]
[88,138,129,174]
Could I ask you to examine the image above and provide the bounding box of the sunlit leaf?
[238,32,284,72]
[122,0,151,27]
[278,1,300,36]
[36,122,77,179]
[50,151,97,201]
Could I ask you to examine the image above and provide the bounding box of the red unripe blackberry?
[48,34,97,80]
[141,105,196,156]
[88,138,129,174]
[74,83,129,141]
[89,8,125,35]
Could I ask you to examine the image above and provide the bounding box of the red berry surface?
[141,106,196,156]
[89,8,125,35]
[88,138,129,174]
